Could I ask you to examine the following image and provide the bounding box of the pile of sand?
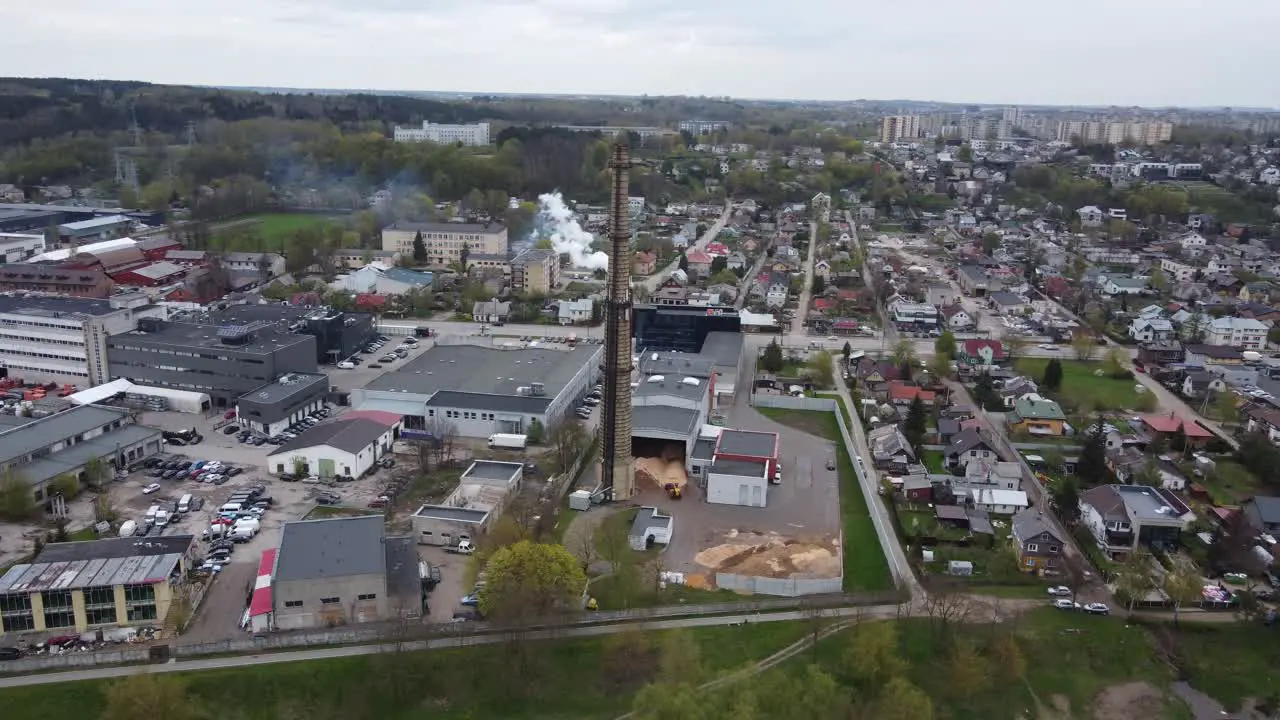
[636,457,687,489]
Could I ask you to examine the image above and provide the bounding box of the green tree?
[1214,390,1238,423]
[82,457,108,490]
[981,232,1001,254]
[1164,564,1203,628]
[889,338,916,369]
[50,473,80,501]
[946,638,991,700]
[752,665,850,720]
[1076,416,1109,486]
[0,468,35,522]
[846,621,906,687]
[811,275,825,294]
[903,396,928,452]
[478,540,587,621]
[760,339,785,373]
[957,144,973,163]
[101,673,199,720]
[1042,358,1063,392]
[934,330,956,359]
[927,352,952,382]
[1115,549,1156,613]
[842,341,852,369]
[630,682,709,720]
[525,418,544,444]
[412,230,427,263]
[1050,477,1082,526]
[808,351,835,389]
[874,676,934,720]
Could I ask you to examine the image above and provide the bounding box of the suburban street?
[791,215,819,334]
[639,199,732,292]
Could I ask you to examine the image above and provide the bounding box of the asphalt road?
[791,218,818,335]
[639,200,732,293]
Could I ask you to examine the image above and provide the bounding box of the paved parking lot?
[417,545,470,623]
[641,391,843,576]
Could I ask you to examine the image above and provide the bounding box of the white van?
[220,502,244,513]
[178,494,193,513]
[118,520,137,537]
[144,506,159,525]
[154,510,170,527]
[234,518,260,534]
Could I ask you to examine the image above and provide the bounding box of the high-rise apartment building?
[1055,121,1173,146]
[1002,107,1024,127]
[880,115,921,143]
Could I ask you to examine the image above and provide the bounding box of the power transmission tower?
[130,105,142,147]
[186,121,196,147]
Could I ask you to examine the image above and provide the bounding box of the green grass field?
[1013,358,1142,412]
[754,406,893,592]
[211,213,339,252]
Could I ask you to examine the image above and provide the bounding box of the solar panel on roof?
[217,324,253,339]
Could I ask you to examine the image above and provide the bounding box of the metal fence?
[716,573,844,596]
[750,394,838,411]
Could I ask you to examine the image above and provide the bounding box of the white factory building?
[0,292,162,384]
[351,341,603,439]
[392,121,490,146]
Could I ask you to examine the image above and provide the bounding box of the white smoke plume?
[536,192,610,271]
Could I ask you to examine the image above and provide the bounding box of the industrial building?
[0,208,63,234]
[352,342,602,438]
[271,516,422,630]
[0,404,162,507]
[0,264,114,298]
[236,372,331,436]
[0,233,46,263]
[66,379,211,414]
[381,222,508,269]
[689,427,779,507]
[411,460,523,546]
[631,373,712,464]
[0,535,194,633]
[205,303,377,366]
[266,411,401,478]
[107,317,319,406]
[58,215,133,245]
[392,120,490,146]
[635,330,745,408]
[0,292,161,385]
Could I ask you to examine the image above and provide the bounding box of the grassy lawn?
[755,406,892,591]
[921,449,946,473]
[1013,358,1142,412]
[67,526,98,542]
[1192,459,1264,505]
[212,213,339,252]
[0,622,809,720]
[1170,622,1280,711]
[588,573,745,611]
[896,506,968,542]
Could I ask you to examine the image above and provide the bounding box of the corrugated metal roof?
[0,553,182,593]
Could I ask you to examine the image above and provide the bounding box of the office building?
[0,292,160,384]
[511,248,559,295]
[880,115,921,143]
[392,121,490,146]
[352,342,602,438]
[236,372,331,437]
[0,404,163,509]
[209,304,376,366]
[108,318,318,407]
[381,222,508,269]
[0,535,195,633]
[678,120,731,134]
[271,516,422,630]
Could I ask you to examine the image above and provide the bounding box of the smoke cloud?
[536,192,610,271]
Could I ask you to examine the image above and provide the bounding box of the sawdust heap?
[636,457,687,488]
[694,534,841,579]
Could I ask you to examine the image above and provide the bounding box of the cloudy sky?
[7,0,1277,107]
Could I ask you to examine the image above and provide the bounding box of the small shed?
[628,506,674,551]
[568,490,592,511]
[948,560,974,576]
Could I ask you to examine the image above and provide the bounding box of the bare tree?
[420,417,458,469]
[799,595,831,664]
[919,577,973,638]
[548,420,591,475]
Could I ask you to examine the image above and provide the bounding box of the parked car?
[1047,586,1072,597]
[142,483,161,495]
[1083,602,1110,615]
[1052,599,1081,611]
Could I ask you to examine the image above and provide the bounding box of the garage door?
[318,458,336,478]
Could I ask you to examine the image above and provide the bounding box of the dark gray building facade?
[107,318,319,407]
[209,305,376,365]
[236,372,330,436]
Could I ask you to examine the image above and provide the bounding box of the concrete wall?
[706,471,767,506]
[410,513,484,546]
[715,573,843,596]
[751,394,838,411]
[273,573,387,630]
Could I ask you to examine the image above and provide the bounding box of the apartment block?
[880,115,921,143]
[381,222,508,269]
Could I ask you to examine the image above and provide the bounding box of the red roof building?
[111,261,187,287]
[355,293,388,309]
[960,339,1006,363]
[1139,413,1213,441]
[888,380,937,404]
[248,548,276,633]
[1043,276,1070,299]
[704,242,730,256]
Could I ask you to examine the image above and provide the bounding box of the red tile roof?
[685,250,713,264]
[961,339,1006,360]
[1139,414,1213,437]
[888,380,936,403]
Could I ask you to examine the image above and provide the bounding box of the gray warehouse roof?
[366,343,600,398]
[700,331,745,368]
[462,460,524,483]
[411,505,489,523]
[274,515,387,582]
[633,406,700,436]
[634,375,708,402]
[21,424,161,487]
[424,390,549,414]
[240,373,329,405]
[387,221,506,235]
[710,458,768,477]
[0,405,130,465]
[0,295,120,318]
[111,320,315,355]
[268,418,389,456]
[715,429,778,458]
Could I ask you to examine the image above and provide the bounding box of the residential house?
[1137,341,1184,366]
[1103,276,1148,296]
[1008,396,1066,437]
[813,259,831,281]
[1234,303,1280,327]
[998,376,1040,408]
[1128,317,1174,343]
[1178,232,1208,257]
[887,381,936,407]
[1206,317,1267,350]
[1159,258,1199,283]
[1183,344,1243,367]
[866,424,916,470]
[1180,369,1226,400]
[988,291,1027,315]
[1240,496,1280,535]
[1077,205,1104,227]
[958,339,1006,367]
[940,304,974,330]
[685,250,713,276]
[727,252,748,271]
[854,359,901,399]
[1079,484,1194,559]
[1011,508,1066,575]
[943,428,998,470]
[1106,448,1187,490]
[1242,404,1280,445]
[1136,413,1213,448]
[765,274,789,309]
[957,265,991,296]
[971,488,1029,515]
[959,459,1023,493]
[557,299,593,326]
[1239,282,1276,304]
[472,300,511,323]
[633,252,657,276]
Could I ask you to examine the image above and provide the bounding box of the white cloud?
[5,0,1277,107]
